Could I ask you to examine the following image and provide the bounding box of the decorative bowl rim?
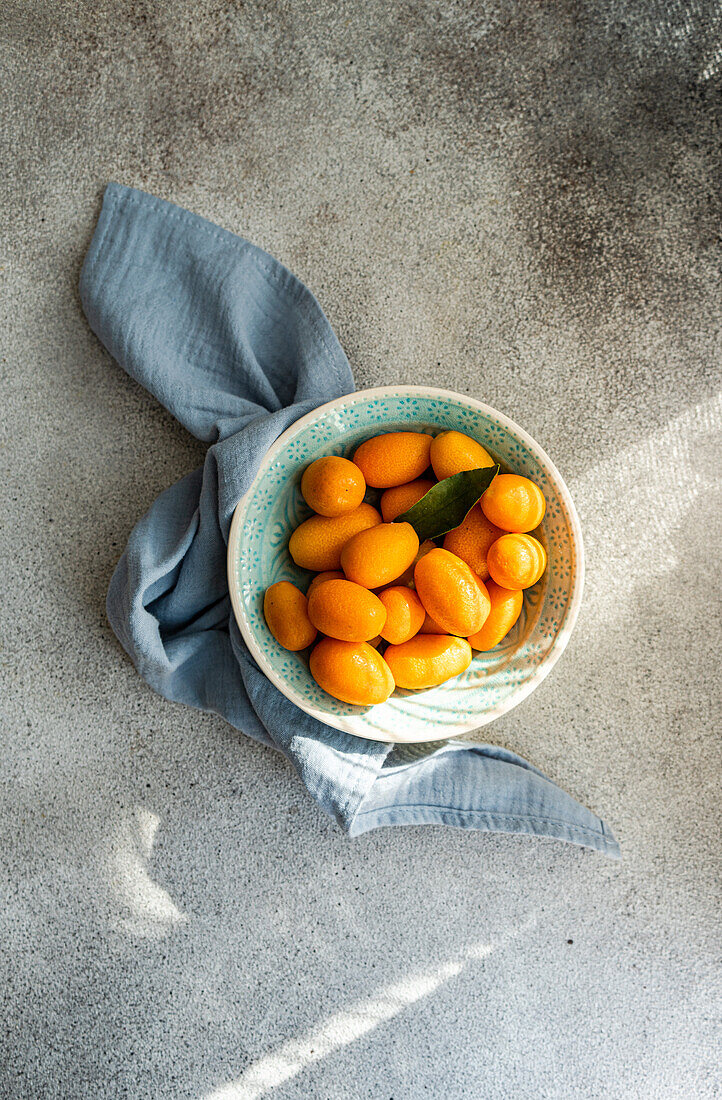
[227,385,585,742]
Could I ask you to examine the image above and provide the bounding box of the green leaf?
[393,465,499,541]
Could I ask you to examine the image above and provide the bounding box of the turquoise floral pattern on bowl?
[227,386,584,743]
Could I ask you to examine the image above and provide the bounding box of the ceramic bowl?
[227,386,584,743]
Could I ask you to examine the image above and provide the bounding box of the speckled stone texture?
[2,2,721,1098]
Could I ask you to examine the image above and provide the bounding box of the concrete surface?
[2,2,721,1097]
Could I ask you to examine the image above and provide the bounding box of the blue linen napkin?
[81,183,619,858]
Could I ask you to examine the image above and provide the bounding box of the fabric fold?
[81,182,619,858]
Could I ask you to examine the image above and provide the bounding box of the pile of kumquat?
[263,429,547,706]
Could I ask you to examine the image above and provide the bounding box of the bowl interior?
[228,388,582,743]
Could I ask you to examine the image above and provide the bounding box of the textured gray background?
[2,2,721,1098]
